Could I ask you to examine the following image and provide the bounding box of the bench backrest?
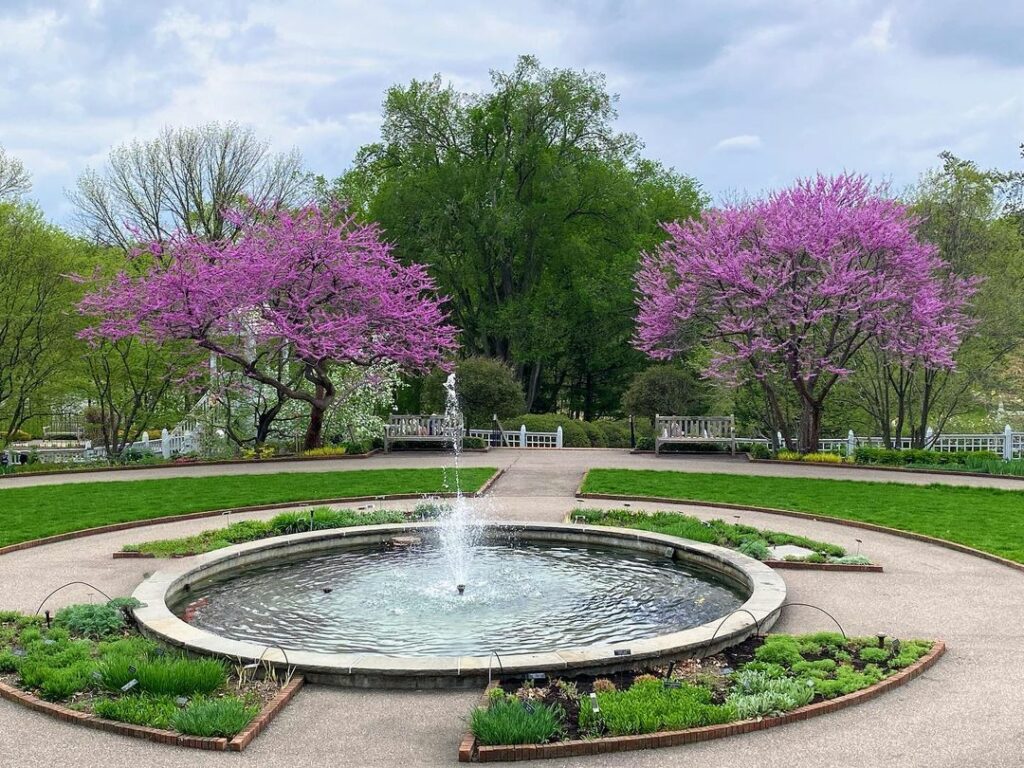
[387,414,463,436]
[656,415,734,440]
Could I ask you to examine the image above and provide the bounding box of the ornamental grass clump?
[580,679,735,736]
[170,696,259,737]
[93,694,178,729]
[471,695,564,745]
[727,669,815,719]
[134,656,227,696]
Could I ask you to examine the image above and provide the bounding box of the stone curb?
[460,641,945,762]
[745,455,1024,483]
[0,450,382,481]
[576,490,1024,575]
[0,674,305,752]
[0,468,504,560]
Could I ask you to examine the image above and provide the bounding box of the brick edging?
[0,468,504,560]
[762,559,883,573]
[461,642,945,762]
[0,674,304,751]
[745,455,1024,483]
[576,491,1024,575]
[228,675,305,751]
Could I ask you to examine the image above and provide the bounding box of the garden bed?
[459,632,943,762]
[117,503,452,558]
[0,603,302,751]
[571,508,877,569]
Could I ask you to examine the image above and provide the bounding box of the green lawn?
[581,469,1024,563]
[0,467,495,548]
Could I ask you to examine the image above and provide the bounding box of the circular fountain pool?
[132,521,786,688]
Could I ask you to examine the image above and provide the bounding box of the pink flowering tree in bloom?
[635,174,975,452]
[79,205,459,449]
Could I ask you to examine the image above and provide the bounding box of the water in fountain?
[435,373,479,591]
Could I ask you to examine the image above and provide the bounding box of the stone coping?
[0,467,504,560]
[131,521,786,688]
[0,674,304,752]
[460,640,946,762]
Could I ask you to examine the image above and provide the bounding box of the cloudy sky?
[2,0,1023,225]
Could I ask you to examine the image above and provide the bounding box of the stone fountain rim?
[131,520,787,684]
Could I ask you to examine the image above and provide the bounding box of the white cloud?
[714,134,763,152]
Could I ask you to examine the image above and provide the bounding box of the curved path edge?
[577,491,1024,575]
[0,467,505,559]
[463,641,947,762]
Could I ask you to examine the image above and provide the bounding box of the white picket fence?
[810,426,1022,460]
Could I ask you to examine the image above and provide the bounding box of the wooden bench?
[383,414,463,453]
[654,415,736,455]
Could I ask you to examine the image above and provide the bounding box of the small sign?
[525,672,547,681]
[613,648,632,657]
[121,679,138,692]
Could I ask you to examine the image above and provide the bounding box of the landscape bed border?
[575,487,1024,575]
[457,641,946,762]
[744,455,1024,482]
[562,513,883,573]
[0,673,304,752]
[0,467,506,559]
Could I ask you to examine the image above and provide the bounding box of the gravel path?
[0,449,1021,767]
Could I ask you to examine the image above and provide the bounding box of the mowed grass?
[581,469,1024,564]
[0,467,495,547]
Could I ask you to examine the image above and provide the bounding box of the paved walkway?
[0,450,1022,767]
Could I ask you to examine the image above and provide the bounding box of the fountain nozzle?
[456,584,466,595]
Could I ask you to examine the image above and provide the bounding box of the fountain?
[130,375,787,688]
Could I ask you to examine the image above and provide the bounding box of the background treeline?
[2,56,1024,455]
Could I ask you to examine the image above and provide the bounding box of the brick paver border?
[459,641,945,762]
[0,674,304,752]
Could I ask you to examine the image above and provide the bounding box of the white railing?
[810,426,1022,460]
[467,426,563,448]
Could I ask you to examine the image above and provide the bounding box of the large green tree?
[325,56,704,416]
[850,152,1024,445]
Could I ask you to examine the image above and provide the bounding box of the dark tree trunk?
[304,401,326,450]
[798,400,823,454]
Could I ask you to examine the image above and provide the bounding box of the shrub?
[463,436,486,449]
[753,636,804,667]
[581,421,609,448]
[592,678,616,693]
[506,414,590,447]
[171,696,259,737]
[54,603,125,639]
[889,640,932,669]
[776,450,803,461]
[727,670,814,718]
[801,452,843,464]
[93,694,178,729]
[0,650,19,673]
[812,664,884,698]
[300,445,348,457]
[471,697,564,745]
[622,365,710,427]
[634,436,655,451]
[858,646,890,664]
[738,538,770,561]
[747,443,772,459]
[582,679,735,736]
[423,357,526,427]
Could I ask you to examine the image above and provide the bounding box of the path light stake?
[44,610,50,628]
[856,539,863,556]
[877,633,887,648]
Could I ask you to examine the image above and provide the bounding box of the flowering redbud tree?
[80,205,458,449]
[635,174,974,452]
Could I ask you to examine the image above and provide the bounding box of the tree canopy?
[325,55,704,416]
